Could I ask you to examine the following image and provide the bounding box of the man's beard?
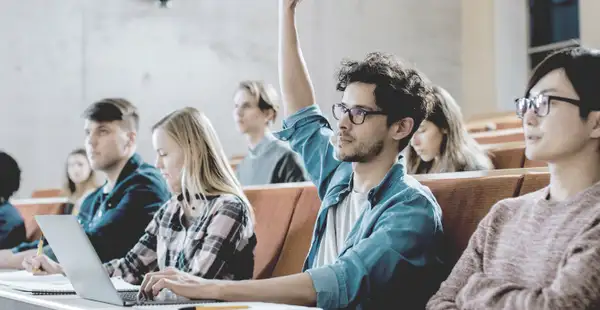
[335,138,384,163]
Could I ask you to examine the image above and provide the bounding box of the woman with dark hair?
[0,151,26,249]
[428,47,600,309]
[406,85,493,174]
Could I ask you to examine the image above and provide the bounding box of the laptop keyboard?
[118,290,218,305]
[119,291,139,302]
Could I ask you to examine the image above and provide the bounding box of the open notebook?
[0,270,139,295]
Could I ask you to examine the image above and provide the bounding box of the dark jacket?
[13,153,171,263]
[0,201,26,249]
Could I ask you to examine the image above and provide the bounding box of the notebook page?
[0,270,69,285]
[0,271,139,293]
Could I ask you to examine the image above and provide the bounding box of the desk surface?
[0,286,320,310]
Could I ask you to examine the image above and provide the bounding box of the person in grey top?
[233,80,307,186]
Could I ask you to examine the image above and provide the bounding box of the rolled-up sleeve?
[273,105,342,198]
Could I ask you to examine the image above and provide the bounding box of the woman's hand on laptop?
[138,267,219,301]
[22,254,64,275]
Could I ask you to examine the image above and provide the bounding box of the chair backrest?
[523,157,546,168]
[518,172,550,196]
[244,186,304,279]
[13,188,66,241]
[421,175,523,266]
[488,146,525,170]
[472,128,524,145]
[271,186,321,277]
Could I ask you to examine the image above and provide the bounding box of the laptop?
[35,214,219,307]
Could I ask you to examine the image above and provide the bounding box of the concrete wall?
[460,0,528,119]
[1,0,462,197]
[580,0,600,48]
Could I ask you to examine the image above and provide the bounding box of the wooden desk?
[0,286,320,310]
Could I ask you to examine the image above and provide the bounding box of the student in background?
[0,151,26,250]
[133,1,444,309]
[233,80,307,185]
[0,98,170,268]
[25,107,257,285]
[10,148,101,253]
[62,148,101,215]
[427,47,600,309]
[406,85,494,174]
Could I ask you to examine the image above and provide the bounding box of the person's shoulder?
[81,186,103,204]
[0,202,23,219]
[121,162,168,191]
[394,174,439,207]
[210,193,246,210]
[488,188,545,215]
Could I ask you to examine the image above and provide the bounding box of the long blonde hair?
[152,107,254,221]
[406,86,494,174]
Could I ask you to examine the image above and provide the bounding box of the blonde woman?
[406,86,494,174]
[62,148,101,215]
[24,107,257,285]
[233,80,306,185]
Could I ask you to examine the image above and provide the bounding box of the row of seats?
[13,168,550,282]
[472,127,524,144]
[465,113,521,133]
[250,168,550,280]
[486,141,545,170]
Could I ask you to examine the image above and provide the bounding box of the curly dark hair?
[335,52,434,151]
[0,151,21,202]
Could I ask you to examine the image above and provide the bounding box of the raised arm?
[274,0,342,197]
[279,0,315,117]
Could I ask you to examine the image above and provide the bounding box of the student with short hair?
[25,107,257,284]
[132,1,445,309]
[406,85,494,174]
[233,80,307,185]
[0,98,170,268]
[427,46,600,310]
[0,151,26,250]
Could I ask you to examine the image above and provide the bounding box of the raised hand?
[281,0,303,11]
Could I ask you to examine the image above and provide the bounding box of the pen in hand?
[31,235,45,273]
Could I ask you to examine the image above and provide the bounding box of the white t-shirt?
[313,189,369,268]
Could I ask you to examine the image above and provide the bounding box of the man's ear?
[590,111,600,139]
[391,117,414,142]
[264,109,276,125]
[126,131,137,148]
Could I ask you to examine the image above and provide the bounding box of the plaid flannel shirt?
[104,193,256,284]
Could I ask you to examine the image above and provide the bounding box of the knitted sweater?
[427,181,600,310]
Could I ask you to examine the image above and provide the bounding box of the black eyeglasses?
[515,94,581,119]
[331,103,387,125]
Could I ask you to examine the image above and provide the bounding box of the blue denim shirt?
[274,105,445,310]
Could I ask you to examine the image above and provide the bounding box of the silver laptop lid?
[35,215,126,306]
